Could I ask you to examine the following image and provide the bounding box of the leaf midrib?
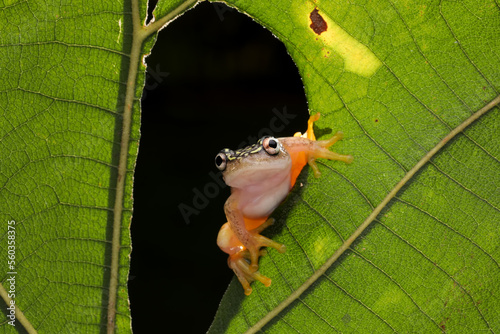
[105,0,199,333]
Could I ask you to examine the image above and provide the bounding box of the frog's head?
[215,136,291,187]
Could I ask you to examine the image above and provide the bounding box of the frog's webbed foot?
[292,113,353,177]
[299,114,353,178]
[223,218,286,295]
[307,131,353,177]
[246,218,286,272]
[228,250,271,296]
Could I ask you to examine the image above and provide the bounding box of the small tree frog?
[215,114,353,295]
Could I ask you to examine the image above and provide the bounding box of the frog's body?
[215,114,353,295]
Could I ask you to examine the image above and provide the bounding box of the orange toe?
[228,253,272,295]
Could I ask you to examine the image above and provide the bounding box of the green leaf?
[1,0,498,332]
[208,1,500,333]
[0,0,157,332]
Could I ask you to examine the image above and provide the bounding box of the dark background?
[129,2,308,332]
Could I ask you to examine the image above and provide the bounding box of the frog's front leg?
[282,115,353,178]
[306,131,353,177]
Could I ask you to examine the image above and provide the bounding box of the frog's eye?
[215,152,227,171]
[262,137,280,155]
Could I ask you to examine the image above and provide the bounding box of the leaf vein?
[377,219,494,332]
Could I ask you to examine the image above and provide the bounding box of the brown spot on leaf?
[310,8,327,35]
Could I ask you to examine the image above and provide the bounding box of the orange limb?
[217,218,286,295]
[288,113,353,184]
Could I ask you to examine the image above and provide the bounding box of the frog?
[215,113,353,295]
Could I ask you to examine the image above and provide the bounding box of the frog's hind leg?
[229,220,286,295]
[228,252,271,295]
[218,217,286,295]
[225,197,286,273]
